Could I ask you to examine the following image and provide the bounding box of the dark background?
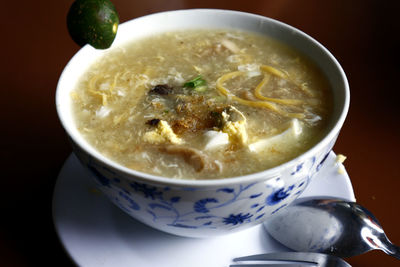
[1,1,399,266]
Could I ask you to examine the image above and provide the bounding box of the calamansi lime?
[67,0,119,49]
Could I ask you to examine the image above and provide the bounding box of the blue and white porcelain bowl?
[56,9,349,238]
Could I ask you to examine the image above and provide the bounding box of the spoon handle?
[380,238,400,260]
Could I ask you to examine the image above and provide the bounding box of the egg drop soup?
[71,29,333,179]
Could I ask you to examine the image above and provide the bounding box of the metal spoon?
[264,197,400,259]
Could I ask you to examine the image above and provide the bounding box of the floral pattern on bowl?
[74,145,333,237]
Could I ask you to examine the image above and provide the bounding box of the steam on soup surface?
[71,29,332,179]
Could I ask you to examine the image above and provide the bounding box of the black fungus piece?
[146,118,160,126]
[209,110,223,128]
[149,84,173,95]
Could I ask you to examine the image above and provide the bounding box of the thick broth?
[71,29,332,179]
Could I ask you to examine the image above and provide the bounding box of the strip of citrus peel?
[216,70,305,119]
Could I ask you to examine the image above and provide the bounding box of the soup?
[71,29,332,179]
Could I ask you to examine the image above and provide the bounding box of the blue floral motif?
[294,190,303,195]
[291,163,304,175]
[256,206,265,213]
[217,188,234,193]
[183,187,197,191]
[316,151,330,172]
[118,191,140,210]
[84,147,318,234]
[88,166,111,187]
[255,214,265,220]
[138,183,261,229]
[169,223,197,229]
[130,182,163,200]
[149,203,172,211]
[271,204,288,214]
[147,209,157,220]
[223,213,253,225]
[170,196,181,203]
[312,156,316,165]
[96,179,271,230]
[195,215,215,220]
[114,198,131,213]
[194,198,218,213]
[122,189,131,195]
[250,193,263,199]
[266,185,295,205]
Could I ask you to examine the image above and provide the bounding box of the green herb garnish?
[184,75,207,88]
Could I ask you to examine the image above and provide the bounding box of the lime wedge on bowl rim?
[67,0,119,49]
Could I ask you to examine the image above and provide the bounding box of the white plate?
[52,151,355,267]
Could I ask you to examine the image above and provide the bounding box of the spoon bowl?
[264,198,400,259]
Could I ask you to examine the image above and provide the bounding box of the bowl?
[56,9,349,238]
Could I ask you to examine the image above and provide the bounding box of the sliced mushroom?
[149,84,173,95]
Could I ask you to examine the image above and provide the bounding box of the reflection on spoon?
[264,197,400,259]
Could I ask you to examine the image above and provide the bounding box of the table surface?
[1,1,399,266]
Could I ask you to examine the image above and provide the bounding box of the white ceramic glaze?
[52,151,355,267]
[56,9,349,237]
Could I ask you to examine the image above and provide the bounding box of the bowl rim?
[56,8,350,188]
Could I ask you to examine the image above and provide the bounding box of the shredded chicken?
[220,39,240,53]
[160,145,220,173]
